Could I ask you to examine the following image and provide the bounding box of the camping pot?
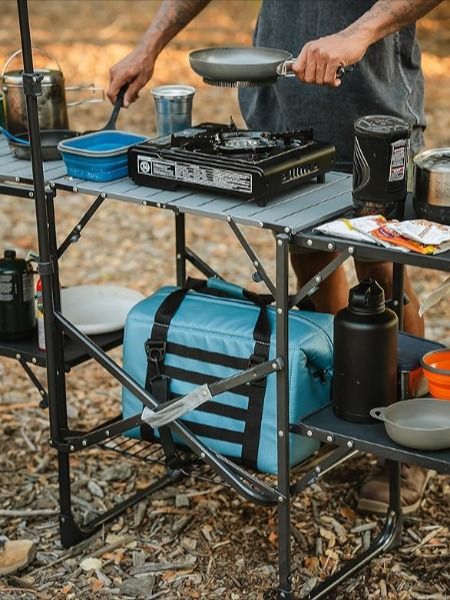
[1,48,103,134]
[413,148,450,225]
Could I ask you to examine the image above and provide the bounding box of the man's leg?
[354,260,424,336]
[291,250,349,314]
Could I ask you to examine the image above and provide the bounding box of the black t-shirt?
[239,0,426,168]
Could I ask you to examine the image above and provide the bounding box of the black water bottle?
[0,249,36,341]
[332,280,398,423]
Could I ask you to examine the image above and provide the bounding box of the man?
[0,537,36,576]
[108,0,442,515]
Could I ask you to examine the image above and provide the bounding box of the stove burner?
[214,132,281,154]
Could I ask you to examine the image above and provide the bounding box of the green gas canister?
[0,249,36,341]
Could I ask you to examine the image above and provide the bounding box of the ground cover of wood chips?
[0,2,449,598]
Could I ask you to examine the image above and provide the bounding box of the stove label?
[137,155,252,194]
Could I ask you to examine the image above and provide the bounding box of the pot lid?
[414,147,450,172]
[2,68,64,86]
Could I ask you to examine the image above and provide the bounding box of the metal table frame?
[2,2,449,597]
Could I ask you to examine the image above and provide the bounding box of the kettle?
[1,48,103,134]
[0,249,36,341]
[332,279,398,423]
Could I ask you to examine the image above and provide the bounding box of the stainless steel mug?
[151,84,196,136]
[1,48,103,134]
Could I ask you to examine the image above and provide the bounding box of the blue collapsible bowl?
[58,130,148,182]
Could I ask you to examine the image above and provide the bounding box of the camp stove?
[128,122,335,206]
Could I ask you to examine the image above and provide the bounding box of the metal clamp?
[22,72,43,97]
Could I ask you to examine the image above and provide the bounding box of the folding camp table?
[1,2,449,597]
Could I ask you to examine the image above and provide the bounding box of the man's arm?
[108,0,211,106]
[294,0,443,87]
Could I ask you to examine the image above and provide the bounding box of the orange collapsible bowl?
[421,348,450,400]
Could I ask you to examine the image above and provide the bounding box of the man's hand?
[293,31,368,87]
[108,44,156,107]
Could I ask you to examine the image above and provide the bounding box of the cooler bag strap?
[144,279,272,469]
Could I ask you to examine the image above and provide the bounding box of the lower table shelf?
[0,328,124,370]
[293,404,450,474]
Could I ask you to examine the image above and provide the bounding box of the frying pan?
[6,85,128,161]
[189,46,349,87]
[370,398,450,451]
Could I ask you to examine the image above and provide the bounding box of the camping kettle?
[0,249,36,341]
[1,48,103,134]
[332,279,398,423]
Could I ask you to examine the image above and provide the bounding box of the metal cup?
[151,84,196,136]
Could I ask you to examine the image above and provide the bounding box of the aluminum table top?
[0,135,353,233]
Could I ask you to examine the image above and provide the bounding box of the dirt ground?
[0,1,449,599]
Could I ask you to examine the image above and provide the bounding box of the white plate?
[61,285,145,334]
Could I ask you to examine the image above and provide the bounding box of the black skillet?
[8,85,128,161]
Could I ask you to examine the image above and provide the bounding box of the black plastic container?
[353,115,411,219]
[332,280,398,423]
[0,249,35,341]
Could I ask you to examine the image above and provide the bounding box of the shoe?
[357,464,435,515]
[0,539,37,576]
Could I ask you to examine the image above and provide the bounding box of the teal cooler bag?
[122,280,334,474]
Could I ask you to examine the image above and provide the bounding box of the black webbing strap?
[241,305,270,469]
[143,279,271,469]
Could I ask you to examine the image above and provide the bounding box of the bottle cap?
[348,279,385,314]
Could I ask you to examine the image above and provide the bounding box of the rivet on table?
[315,275,322,284]
[69,445,75,452]
[176,253,182,260]
[142,200,147,206]
[15,176,20,182]
[81,440,87,447]
[76,224,82,231]
[278,430,284,437]
[15,353,21,360]
[277,308,282,314]
[200,452,205,458]
[101,192,106,198]
[327,242,335,250]
[28,191,33,198]
[278,496,284,503]
[105,430,110,437]
[73,187,78,193]
[326,435,334,443]
[31,357,36,364]
[258,221,264,228]
[348,246,355,254]
[272,362,278,370]
[277,239,282,246]
[157,202,161,208]
[227,216,232,222]
[347,440,354,448]
[253,260,258,267]
[315,465,321,473]
[307,430,313,437]
[284,227,290,234]
[307,239,313,246]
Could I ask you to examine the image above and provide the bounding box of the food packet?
[386,219,450,246]
[314,215,387,243]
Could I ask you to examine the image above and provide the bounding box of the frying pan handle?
[370,407,386,421]
[276,60,354,80]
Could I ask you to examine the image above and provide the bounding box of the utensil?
[7,129,81,161]
[1,48,103,134]
[6,84,128,161]
[421,348,450,399]
[61,285,145,334]
[413,147,450,225]
[189,46,352,87]
[370,398,450,451]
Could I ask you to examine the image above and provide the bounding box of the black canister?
[332,280,398,423]
[0,249,36,341]
[353,115,412,219]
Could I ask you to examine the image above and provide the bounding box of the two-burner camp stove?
[128,122,335,206]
